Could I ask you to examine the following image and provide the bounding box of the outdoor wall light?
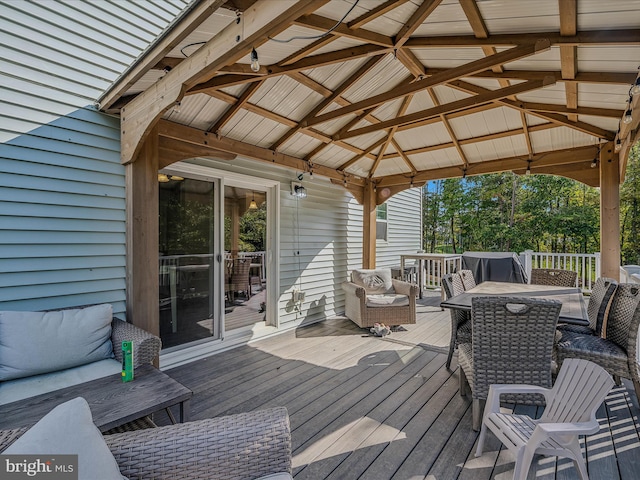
[291,182,307,198]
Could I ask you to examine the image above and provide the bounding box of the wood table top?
[0,365,192,432]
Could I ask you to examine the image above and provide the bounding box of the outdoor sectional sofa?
[0,304,161,405]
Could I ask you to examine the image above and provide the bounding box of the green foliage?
[621,144,640,264]
[422,171,602,254]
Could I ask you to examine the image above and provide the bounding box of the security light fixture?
[291,182,307,198]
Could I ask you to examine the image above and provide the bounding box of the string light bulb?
[623,107,633,124]
[526,159,531,175]
[173,101,181,113]
[631,77,640,96]
[250,48,260,72]
[591,158,598,168]
[615,138,622,152]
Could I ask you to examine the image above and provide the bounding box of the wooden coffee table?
[0,365,192,433]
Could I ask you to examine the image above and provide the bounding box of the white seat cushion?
[365,294,410,308]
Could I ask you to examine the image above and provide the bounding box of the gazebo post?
[125,126,160,338]
[599,141,621,281]
[362,181,377,269]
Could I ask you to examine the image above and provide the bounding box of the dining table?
[440,280,589,326]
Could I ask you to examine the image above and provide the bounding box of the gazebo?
[98,0,640,334]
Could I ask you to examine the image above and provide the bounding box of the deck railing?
[410,250,601,294]
[520,250,600,293]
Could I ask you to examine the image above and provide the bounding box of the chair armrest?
[342,281,366,299]
[392,279,418,297]
[111,318,162,367]
[536,420,600,437]
[105,407,291,480]
[485,384,552,418]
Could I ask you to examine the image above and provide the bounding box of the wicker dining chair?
[442,273,471,369]
[556,283,640,404]
[530,268,577,287]
[458,296,561,430]
[557,277,617,336]
[226,258,252,302]
[458,269,477,290]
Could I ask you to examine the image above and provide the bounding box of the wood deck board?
[163,293,640,479]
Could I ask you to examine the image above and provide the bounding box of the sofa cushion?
[0,358,121,406]
[351,269,395,294]
[0,304,114,381]
[4,397,125,480]
[365,294,410,308]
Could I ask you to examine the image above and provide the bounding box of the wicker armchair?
[0,407,292,480]
[458,269,477,290]
[556,283,640,404]
[342,268,417,328]
[530,268,577,287]
[442,273,471,369]
[226,258,252,302]
[458,296,561,430]
[557,277,617,336]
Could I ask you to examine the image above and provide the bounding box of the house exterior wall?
[184,157,422,330]
[0,0,189,315]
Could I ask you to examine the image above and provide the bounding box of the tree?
[621,144,640,264]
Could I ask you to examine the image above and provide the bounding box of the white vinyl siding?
[0,0,189,314]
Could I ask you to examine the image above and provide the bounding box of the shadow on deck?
[162,292,640,479]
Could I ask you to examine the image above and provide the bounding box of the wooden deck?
[162,293,640,479]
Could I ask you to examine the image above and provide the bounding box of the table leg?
[180,399,190,423]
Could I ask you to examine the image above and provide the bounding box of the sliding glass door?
[158,176,220,348]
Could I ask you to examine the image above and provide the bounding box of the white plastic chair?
[475,358,614,480]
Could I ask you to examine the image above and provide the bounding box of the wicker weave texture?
[106,407,291,480]
[458,270,477,290]
[530,268,577,287]
[556,284,640,393]
[557,277,617,336]
[0,408,291,480]
[342,275,417,328]
[459,296,561,404]
[442,273,471,368]
[111,318,162,367]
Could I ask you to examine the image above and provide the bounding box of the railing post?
[522,250,533,283]
[595,252,601,281]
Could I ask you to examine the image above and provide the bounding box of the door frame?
[162,161,281,337]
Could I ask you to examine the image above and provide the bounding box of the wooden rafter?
[380,122,557,160]
[559,0,578,121]
[348,0,411,29]
[446,79,616,140]
[428,88,469,170]
[302,40,550,129]
[120,0,330,163]
[369,94,414,177]
[188,44,390,94]
[376,144,599,187]
[271,55,385,150]
[98,0,226,111]
[394,0,442,47]
[209,81,262,133]
[335,78,553,141]
[294,14,394,47]
[405,29,640,47]
[158,119,366,186]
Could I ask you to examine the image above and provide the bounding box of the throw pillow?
[351,269,395,294]
[0,304,114,381]
[4,397,125,480]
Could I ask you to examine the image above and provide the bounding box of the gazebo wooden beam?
[302,40,550,128]
[120,0,328,163]
[157,120,366,186]
[405,29,640,47]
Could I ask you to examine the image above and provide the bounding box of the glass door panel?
[159,177,218,348]
[224,185,267,331]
